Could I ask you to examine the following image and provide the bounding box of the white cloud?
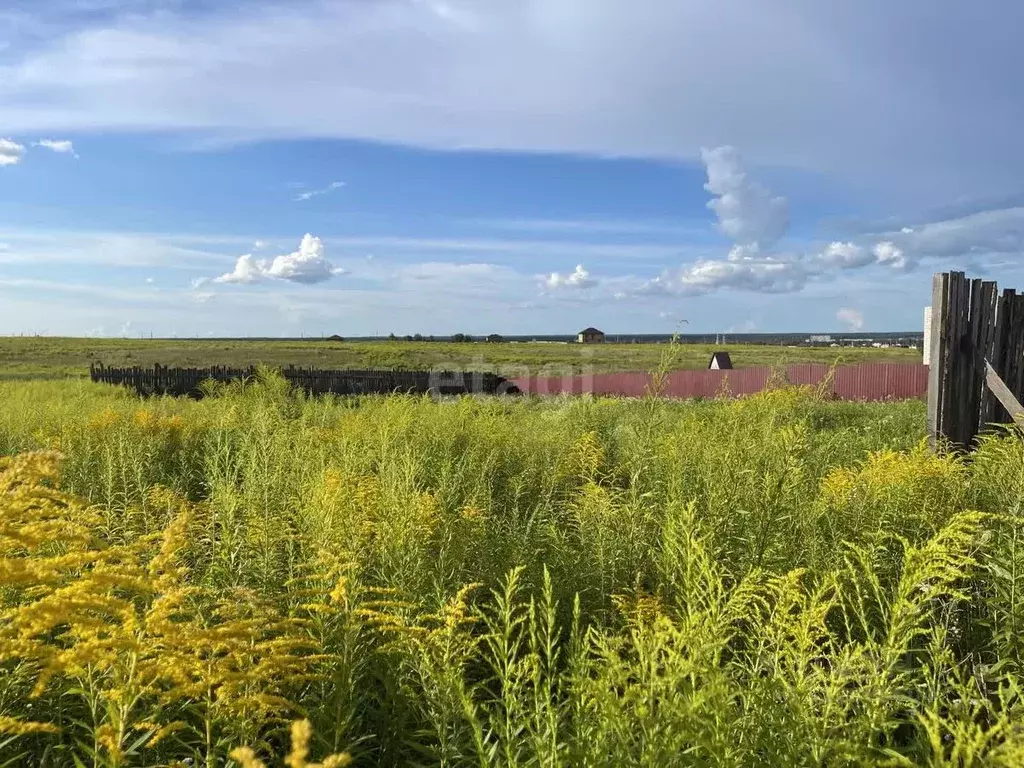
[0,138,26,167]
[672,257,806,296]
[545,264,597,290]
[881,207,1024,266]
[629,150,801,297]
[872,241,911,271]
[701,146,789,248]
[213,234,346,285]
[266,234,347,282]
[33,138,77,157]
[817,241,872,269]
[1,1,1021,203]
[145,277,154,284]
[837,307,864,331]
[214,253,264,284]
[295,181,345,202]
[253,239,269,250]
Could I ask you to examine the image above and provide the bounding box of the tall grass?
[2,375,1024,765]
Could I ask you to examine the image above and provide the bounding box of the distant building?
[326,334,345,342]
[808,334,832,344]
[708,351,733,370]
[577,327,606,344]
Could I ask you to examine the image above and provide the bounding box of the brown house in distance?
[577,327,606,344]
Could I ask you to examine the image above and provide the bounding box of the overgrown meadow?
[2,373,1024,766]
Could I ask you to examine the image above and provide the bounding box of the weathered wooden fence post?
[927,271,1024,450]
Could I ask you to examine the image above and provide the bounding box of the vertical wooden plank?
[942,272,964,446]
[1013,294,1024,404]
[1007,294,1022,406]
[990,289,1009,423]
[961,278,982,445]
[927,272,949,449]
[955,273,972,446]
[978,281,1000,429]
[955,273,971,445]
[941,272,957,444]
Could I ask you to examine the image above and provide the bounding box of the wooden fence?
[89,364,518,398]
[927,271,1024,449]
[90,362,933,403]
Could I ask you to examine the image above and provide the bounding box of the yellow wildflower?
[0,716,61,735]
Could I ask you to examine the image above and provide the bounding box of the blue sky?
[3,1,1024,337]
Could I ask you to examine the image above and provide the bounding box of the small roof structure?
[326,334,345,342]
[708,351,733,370]
[578,327,603,335]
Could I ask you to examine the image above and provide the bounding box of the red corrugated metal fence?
[513,363,928,401]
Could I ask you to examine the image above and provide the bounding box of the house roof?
[578,327,604,335]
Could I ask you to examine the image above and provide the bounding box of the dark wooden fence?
[90,362,931,403]
[513,363,928,401]
[89,364,518,398]
[927,271,1024,449]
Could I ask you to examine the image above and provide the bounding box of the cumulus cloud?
[545,264,597,290]
[34,139,77,157]
[265,235,348,282]
[817,241,872,269]
[671,256,805,296]
[295,181,345,202]
[214,253,264,285]
[0,138,26,167]
[815,238,914,272]
[631,150,801,297]
[669,154,1024,294]
[701,146,789,248]
[872,241,911,270]
[214,234,346,285]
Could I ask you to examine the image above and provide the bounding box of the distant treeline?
[335,332,926,346]
[380,333,498,343]
[116,332,925,345]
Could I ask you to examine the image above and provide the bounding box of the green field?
[0,336,921,379]
[3,375,1024,765]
